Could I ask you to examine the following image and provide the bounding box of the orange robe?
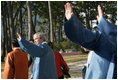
[3,49,28,79]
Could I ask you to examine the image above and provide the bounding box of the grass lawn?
[63,53,88,78]
[1,53,88,78]
[63,54,88,64]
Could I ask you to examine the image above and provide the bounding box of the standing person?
[54,51,70,79]
[82,50,94,79]
[48,42,70,79]
[17,32,57,79]
[64,3,117,79]
[96,5,117,79]
[3,39,28,79]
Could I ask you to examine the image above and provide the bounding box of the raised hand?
[17,33,22,41]
[97,5,103,23]
[65,2,73,20]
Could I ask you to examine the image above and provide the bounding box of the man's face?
[33,35,42,44]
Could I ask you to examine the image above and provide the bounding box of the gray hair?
[33,32,46,41]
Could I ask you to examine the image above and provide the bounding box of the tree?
[26,1,33,40]
[48,1,53,42]
[1,1,117,61]
[8,2,15,41]
[1,2,7,62]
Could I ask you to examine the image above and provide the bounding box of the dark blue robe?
[64,14,117,79]
[18,39,57,79]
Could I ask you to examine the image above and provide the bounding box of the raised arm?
[17,33,47,57]
[64,3,101,50]
[97,5,117,44]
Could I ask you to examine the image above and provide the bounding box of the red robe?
[54,51,69,78]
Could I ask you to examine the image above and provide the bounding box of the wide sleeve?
[18,38,47,57]
[64,14,101,50]
[3,53,14,79]
[98,16,117,45]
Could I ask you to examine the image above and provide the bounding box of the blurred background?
[1,1,117,79]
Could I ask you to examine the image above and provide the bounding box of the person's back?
[54,51,69,78]
[3,39,28,79]
[54,51,64,78]
[47,42,70,79]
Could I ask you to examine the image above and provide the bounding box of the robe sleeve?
[18,38,47,57]
[64,14,101,50]
[98,16,117,45]
[98,16,117,37]
[3,53,14,79]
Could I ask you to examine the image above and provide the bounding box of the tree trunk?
[7,1,14,53]
[8,1,15,40]
[48,1,53,42]
[53,19,56,42]
[7,14,12,53]
[26,1,33,40]
[1,2,6,62]
[20,3,22,35]
[31,12,36,34]
[48,18,50,41]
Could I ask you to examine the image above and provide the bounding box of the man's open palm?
[97,5,103,23]
[17,33,22,41]
[65,3,73,20]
